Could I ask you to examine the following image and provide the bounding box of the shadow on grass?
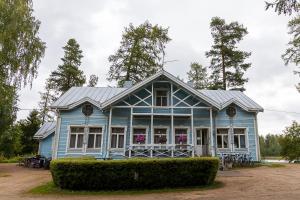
[28,181,224,196]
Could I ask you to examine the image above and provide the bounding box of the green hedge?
[50,157,219,190]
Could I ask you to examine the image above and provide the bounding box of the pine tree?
[49,39,86,93]
[108,21,171,86]
[18,110,41,154]
[88,74,98,87]
[265,0,299,15]
[187,62,209,89]
[282,16,300,92]
[38,78,58,124]
[206,17,251,90]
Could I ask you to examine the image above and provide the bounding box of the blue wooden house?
[34,70,263,160]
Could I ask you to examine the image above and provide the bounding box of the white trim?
[131,126,149,146]
[173,126,190,145]
[153,126,170,145]
[109,126,127,151]
[101,70,220,109]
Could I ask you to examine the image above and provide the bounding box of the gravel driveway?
[1,163,300,200]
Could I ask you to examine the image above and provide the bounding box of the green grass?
[0,156,23,163]
[262,156,283,160]
[28,181,224,196]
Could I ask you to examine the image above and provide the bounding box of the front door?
[194,128,209,156]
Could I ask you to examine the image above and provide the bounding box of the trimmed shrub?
[50,157,219,190]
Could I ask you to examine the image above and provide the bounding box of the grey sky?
[18,0,300,135]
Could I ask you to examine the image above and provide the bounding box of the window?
[217,128,229,148]
[156,90,168,106]
[87,127,102,149]
[175,128,188,145]
[69,127,84,149]
[154,128,167,144]
[133,128,147,144]
[111,127,125,149]
[196,129,208,145]
[234,128,246,148]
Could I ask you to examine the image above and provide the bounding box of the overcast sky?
[18,0,300,135]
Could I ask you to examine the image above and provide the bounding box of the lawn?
[28,181,224,196]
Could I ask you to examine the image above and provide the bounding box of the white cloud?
[17,0,300,135]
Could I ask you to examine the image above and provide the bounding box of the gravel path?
[1,163,300,200]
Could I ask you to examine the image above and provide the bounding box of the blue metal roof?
[34,121,56,139]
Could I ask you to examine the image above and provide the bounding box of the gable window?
[234,128,246,148]
[133,128,147,144]
[175,128,188,145]
[69,127,84,149]
[87,127,102,149]
[111,127,125,149]
[154,128,167,144]
[217,128,229,149]
[156,90,168,106]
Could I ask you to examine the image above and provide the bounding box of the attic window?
[156,90,168,106]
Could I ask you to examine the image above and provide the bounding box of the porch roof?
[33,121,56,139]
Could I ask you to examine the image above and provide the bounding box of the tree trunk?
[221,48,226,90]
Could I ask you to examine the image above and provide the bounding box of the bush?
[50,157,219,190]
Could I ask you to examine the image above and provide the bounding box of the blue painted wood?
[54,80,259,161]
[39,132,54,158]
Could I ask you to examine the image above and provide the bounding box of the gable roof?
[51,87,126,109]
[101,70,220,109]
[50,70,263,112]
[33,121,56,139]
[201,90,263,112]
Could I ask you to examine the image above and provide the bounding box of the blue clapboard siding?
[39,132,54,158]
[53,81,259,161]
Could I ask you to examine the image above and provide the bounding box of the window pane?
[88,134,95,148]
[112,128,124,133]
[71,127,84,133]
[234,135,239,148]
[161,97,168,106]
[217,135,222,148]
[118,135,124,148]
[156,97,161,106]
[95,135,102,148]
[240,135,246,148]
[111,135,117,148]
[69,134,76,148]
[157,90,167,96]
[196,130,201,138]
[77,134,83,148]
[234,128,245,135]
[223,135,228,148]
[89,127,102,133]
[196,138,202,145]
[217,128,228,134]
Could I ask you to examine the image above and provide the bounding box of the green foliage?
[17,110,41,154]
[88,74,98,87]
[265,0,299,15]
[0,155,23,163]
[0,0,46,88]
[50,157,219,190]
[279,121,300,161]
[38,78,58,124]
[206,17,251,90]
[108,21,171,86]
[259,134,282,158]
[187,62,209,89]
[49,39,86,93]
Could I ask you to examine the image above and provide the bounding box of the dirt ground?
[1,163,300,200]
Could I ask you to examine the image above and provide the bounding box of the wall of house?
[54,81,259,161]
[56,105,108,159]
[39,132,54,158]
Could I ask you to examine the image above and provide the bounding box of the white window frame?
[110,126,127,150]
[216,128,229,149]
[174,127,190,145]
[68,126,85,150]
[155,89,169,107]
[67,125,104,152]
[194,127,210,146]
[132,126,148,146]
[87,126,103,149]
[233,128,248,149]
[153,126,169,145]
